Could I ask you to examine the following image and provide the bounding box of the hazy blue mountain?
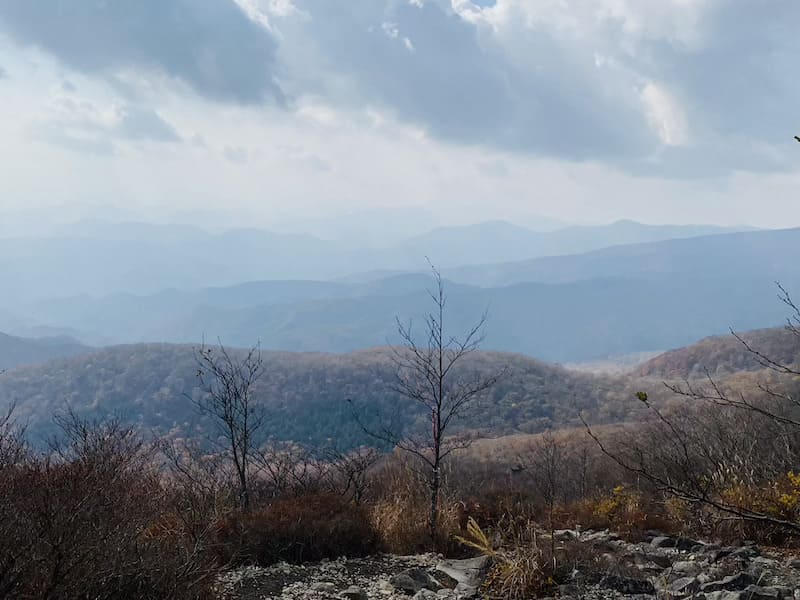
[399,219,747,268]
[13,227,799,361]
[445,227,799,287]
[0,332,90,370]
[0,219,750,314]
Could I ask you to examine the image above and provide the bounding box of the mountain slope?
[0,332,90,370]
[0,344,654,448]
[635,326,800,379]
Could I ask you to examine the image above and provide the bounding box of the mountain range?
[0,218,746,309]
[5,226,797,362]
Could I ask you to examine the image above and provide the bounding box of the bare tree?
[352,263,506,541]
[519,431,565,574]
[193,341,265,511]
[322,446,381,505]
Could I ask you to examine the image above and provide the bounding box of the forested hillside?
[636,326,800,379]
[0,343,660,448]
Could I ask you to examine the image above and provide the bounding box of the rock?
[742,586,781,600]
[732,546,760,559]
[341,585,368,600]
[705,587,782,600]
[701,572,756,593]
[705,592,744,600]
[434,556,488,588]
[412,590,438,600]
[598,574,655,594]
[558,583,579,596]
[377,578,394,595]
[709,548,734,563]
[669,576,700,595]
[652,536,677,549]
[431,569,459,589]
[786,557,800,570]
[452,582,478,598]
[312,581,337,593]
[554,529,579,540]
[672,560,702,576]
[676,537,703,552]
[649,554,674,569]
[390,568,440,594]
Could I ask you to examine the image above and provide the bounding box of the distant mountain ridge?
[8,226,796,363]
[444,227,798,287]
[0,218,750,310]
[0,332,90,370]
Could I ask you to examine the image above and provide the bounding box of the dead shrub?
[0,413,218,599]
[214,493,381,565]
[367,459,462,554]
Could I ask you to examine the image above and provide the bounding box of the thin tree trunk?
[429,464,440,542]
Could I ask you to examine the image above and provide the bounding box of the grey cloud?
[285,0,655,161]
[281,0,799,176]
[0,0,281,104]
[31,98,180,155]
[116,107,180,142]
[223,145,248,164]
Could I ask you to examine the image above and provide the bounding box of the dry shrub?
[214,493,381,565]
[709,473,800,544]
[553,486,676,540]
[457,517,553,600]
[0,415,217,599]
[367,459,461,555]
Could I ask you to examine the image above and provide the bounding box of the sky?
[0,0,799,232]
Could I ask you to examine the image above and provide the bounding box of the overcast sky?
[0,0,798,231]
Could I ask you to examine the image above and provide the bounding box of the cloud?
[223,145,249,164]
[3,0,799,178]
[269,0,800,176]
[0,0,281,104]
[29,96,180,154]
[116,107,180,142]
[641,82,688,147]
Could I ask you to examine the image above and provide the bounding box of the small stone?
[669,576,700,594]
[742,586,781,600]
[312,582,337,593]
[390,568,440,594]
[453,582,478,598]
[701,572,756,593]
[598,574,655,594]
[341,585,368,600]
[672,560,702,576]
[413,591,438,600]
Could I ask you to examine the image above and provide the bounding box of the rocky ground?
[216,530,800,600]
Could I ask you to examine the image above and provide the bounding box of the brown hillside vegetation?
[635,326,800,379]
[0,343,673,448]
